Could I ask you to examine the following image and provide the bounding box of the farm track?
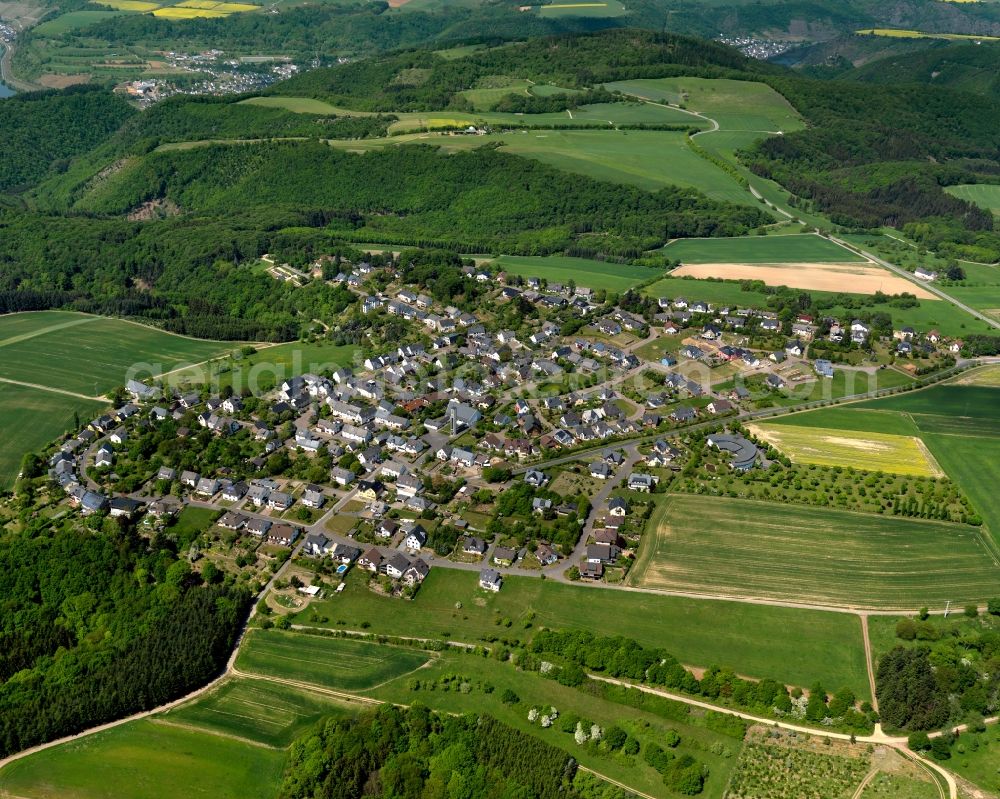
[0,377,107,402]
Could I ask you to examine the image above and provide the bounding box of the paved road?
[828,235,1000,331]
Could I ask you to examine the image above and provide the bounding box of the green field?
[604,77,805,135]
[0,311,234,491]
[0,382,104,492]
[945,261,1000,320]
[388,101,703,134]
[0,311,232,395]
[490,254,658,291]
[239,95,352,114]
[0,718,284,799]
[768,407,923,437]
[170,339,358,393]
[944,183,1000,214]
[235,629,430,690]
[300,569,871,698]
[747,422,942,476]
[535,0,628,17]
[165,677,357,747]
[661,234,864,263]
[774,385,1000,549]
[328,129,754,203]
[33,9,120,34]
[630,495,1000,608]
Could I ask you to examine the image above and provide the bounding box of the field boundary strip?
[148,718,282,749]
[0,314,98,349]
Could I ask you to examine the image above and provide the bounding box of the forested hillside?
[0,512,252,757]
[280,705,580,799]
[71,141,768,252]
[0,210,359,341]
[744,76,1000,260]
[0,86,135,193]
[269,29,761,111]
[839,41,1000,97]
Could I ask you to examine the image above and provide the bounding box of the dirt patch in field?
[37,73,91,88]
[952,364,1000,386]
[387,0,411,7]
[672,261,938,299]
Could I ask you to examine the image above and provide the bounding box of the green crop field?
[0,718,284,799]
[169,339,358,393]
[301,569,871,698]
[643,276,772,305]
[459,77,533,110]
[944,183,1000,214]
[240,95,354,114]
[630,495,1000,608]
[604,77,804,134]
[330,129,754,203]
[0,311,234,490]
[0,311,232,396]
[661,234,864,263]
[773,384,1000,549]
[235,629,431,690]
[33,9,120,34]
[0,382,103,491]
[852,386,1000,433]
[747,422,942,476]
[490,254,658,291]
[769,407,923,437]
[165,677,357,747]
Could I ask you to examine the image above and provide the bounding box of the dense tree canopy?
[0,86,135,192]
[0,514,252,757]
[280,705,578,799]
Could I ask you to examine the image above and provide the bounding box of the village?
[38,251,966,603]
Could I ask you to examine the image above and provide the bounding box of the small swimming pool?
[336,563,349,575]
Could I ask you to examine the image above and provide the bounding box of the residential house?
[479,568,503,592]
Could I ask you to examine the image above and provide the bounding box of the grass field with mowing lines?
[0,311,232,395]
[165,678,356,747]
[0,382,103,491]
[235,629,430,690]
[662,234,864,263]
[490,254,658,291]
[629,495,999,608]
[300,569,871,698]
[944,183,1000,214]
[747,422,942,476]
[0,718,284,799]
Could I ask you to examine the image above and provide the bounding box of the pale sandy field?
[673,261,938,299]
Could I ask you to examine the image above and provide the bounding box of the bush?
[908,731,931,751]
[500,688,520,705]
